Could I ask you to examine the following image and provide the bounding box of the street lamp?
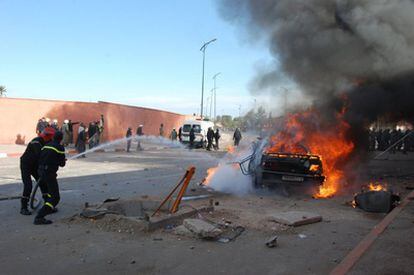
[209,88,214,118]
[212,72,221,122]
[200,38,217,118]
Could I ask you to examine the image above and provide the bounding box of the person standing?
[189,125,195,149]
[214,129,221,150]
[233,128,242,146]
[61,120,71,146]
[34,131,66,225]
[36,118,47,134]
[76,123,87,158]
[19,127,56,215]
[178,127,183,142]
[126,127,132,152]
[159,123,165,137]
[98,114,105,143]
[51,119,59,131]
[136,124,144,151]
[68,120,79,144]
[206,127,214,151]
[170,128,178,141]
[88,122,96,149]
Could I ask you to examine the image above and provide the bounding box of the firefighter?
[19,127,56,215]
[34,131,66,225]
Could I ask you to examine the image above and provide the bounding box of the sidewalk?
[0,144,26,158]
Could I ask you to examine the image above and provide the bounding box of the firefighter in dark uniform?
[20,127,56,215]
[34,131,66,225]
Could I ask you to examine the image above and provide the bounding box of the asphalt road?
[0,146,413,275]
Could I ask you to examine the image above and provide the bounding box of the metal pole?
[199,39,217,119]
[200,48,206,118]
[212,72,220,122]
[210,89,213,118]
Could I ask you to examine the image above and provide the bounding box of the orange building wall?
[0,97,187,144]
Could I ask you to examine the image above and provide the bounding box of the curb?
[0,148,126,158]
[0,153,22,158]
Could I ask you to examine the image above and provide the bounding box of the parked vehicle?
[181,119,214,148]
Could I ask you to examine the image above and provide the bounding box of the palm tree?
[0,86,6,97]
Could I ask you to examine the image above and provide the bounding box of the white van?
[181,119,214,148]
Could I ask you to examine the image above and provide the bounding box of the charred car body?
[238,140,325,191]
[254,152,325,188]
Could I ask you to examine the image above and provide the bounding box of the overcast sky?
[0,0,274,117]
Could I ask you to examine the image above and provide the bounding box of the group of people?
[125,125,144,152]
[20,126,66,225]
[368,128,414,153]
[37,115,105,157]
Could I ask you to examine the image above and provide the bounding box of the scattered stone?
[265,235,278,248]
[189,246,195,250]
[130,260,136,264]
[174,225,195,237]
[268,211,322,226]
[214,201,219,206]
[107,260,113,264]
[217,238,230,243]
[298,234,307,239]
[183,219,222,239]
[153,237,163,241]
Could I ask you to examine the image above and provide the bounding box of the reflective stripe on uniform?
[45,202,54,209]
[42,146,65,154]
[42,193,52,198]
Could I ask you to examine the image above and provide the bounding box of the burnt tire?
[254,168,263,188]
[29,180,42,210]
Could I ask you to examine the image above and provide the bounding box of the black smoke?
[217,0,414,150]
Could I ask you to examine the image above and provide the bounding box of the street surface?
[0,142,413,275]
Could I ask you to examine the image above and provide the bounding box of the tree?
[0,86,6,97]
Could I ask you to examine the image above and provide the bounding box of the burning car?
[254,152,325,189]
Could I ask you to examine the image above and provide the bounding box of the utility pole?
[209,88,214,119]
[200,39,217,118]
[212,72,221,122]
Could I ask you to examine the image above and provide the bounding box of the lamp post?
[209,88,214,118]
[200,38,217,118]
[212,72,221,122]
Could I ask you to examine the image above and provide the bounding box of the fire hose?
[373,131,413,160]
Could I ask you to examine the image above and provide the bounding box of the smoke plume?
[217,0,414,131]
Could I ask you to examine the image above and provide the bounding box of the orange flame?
[202,166,219,186]
[368,182,387,191]
[226,145,236,154]
[266,109,354,198]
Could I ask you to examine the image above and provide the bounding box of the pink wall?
[0,97,187,144]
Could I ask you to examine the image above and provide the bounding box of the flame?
[266,109,354,198]
[202,166,219,186]
[226,145,236,154]
[368,182,387,191]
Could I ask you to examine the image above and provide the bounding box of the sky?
[0,0,273,117]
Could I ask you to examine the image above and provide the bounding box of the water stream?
[68,135,185,159]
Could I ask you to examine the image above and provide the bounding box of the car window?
[183,124,191,132]
[194,125,201,133]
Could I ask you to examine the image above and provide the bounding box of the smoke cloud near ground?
[217,0,414,134]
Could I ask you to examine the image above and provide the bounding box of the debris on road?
[354,187,400,213]
[268,211,322,226]
[183,218,222,239]
[265,235,278,248]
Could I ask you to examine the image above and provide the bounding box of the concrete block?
[173,225,195,237]
[183,218,222,239]
[268,211,322,226]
